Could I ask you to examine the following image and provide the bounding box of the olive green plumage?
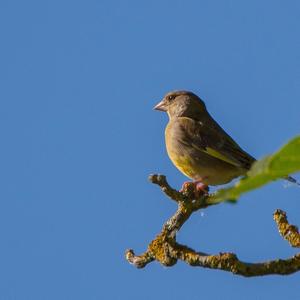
[154,90,256,186]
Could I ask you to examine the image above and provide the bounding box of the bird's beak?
[153,100,167,112]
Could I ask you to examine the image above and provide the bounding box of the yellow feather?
[203,147,240,167]
[190,143,240,167]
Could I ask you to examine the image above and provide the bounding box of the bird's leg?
[194,180,209,196]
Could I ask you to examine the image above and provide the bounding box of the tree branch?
[274,209,300,248]
[125,174,300,276]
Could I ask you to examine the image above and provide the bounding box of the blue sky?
[1,0,300,299]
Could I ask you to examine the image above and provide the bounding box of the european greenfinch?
[154,90,297,190]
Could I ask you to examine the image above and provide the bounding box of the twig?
[274,209,300,248]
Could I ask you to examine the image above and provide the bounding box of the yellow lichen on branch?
[274,209,300,248]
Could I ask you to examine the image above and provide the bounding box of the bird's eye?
[168,95,176,101]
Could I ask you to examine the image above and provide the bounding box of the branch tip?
[125,249,154,268]
[274,209,300,248]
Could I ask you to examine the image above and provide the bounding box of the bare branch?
[125,174,300,276]
[274,209,300,248]
[148,174,215,209]
[170,243,300,276]
[125,249,154,268]
[148,174,189,203]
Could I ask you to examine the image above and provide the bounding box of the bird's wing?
[177,116,255,170]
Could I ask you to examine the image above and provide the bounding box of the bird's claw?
[180,181,209,198]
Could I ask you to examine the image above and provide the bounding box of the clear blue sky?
[1,0,300,299]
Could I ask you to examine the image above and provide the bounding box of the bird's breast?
[165,121,199,179]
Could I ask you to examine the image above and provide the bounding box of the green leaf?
[209,136,300,204]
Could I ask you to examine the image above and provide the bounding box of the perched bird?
[154,90,297,192]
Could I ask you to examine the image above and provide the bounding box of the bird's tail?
[285,176,300,186]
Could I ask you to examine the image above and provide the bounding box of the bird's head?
[154,90,206,119]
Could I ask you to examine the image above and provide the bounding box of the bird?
[154,90,298,193]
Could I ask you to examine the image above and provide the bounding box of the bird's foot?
[179,181,195,193]
[180,181,209,198]
[194,181,209,195]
